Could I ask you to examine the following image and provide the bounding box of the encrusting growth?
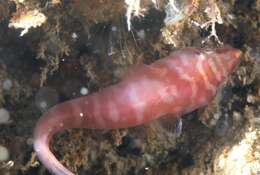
[33,47,241,175]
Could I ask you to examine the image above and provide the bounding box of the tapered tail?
[33,138,74,175]
[33,108,75,175]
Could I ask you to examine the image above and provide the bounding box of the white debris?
[71,32,78,40]
[169,0,181,12]
[151,0,159,9]
[0,108,10,124]
[1,160,14,169]
[9,9,47,36]
[125,0,185,29]
[125,0,145,31]
[201,1,223,44]
[0,145,9,162]
[164,0,185,25]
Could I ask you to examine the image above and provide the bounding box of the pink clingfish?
[33,47,241,175]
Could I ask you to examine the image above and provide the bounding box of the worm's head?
[198,47,242,87]
[214,47,242,75]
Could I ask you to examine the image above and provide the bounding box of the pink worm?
[33,47,241,175]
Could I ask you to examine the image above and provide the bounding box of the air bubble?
[80,87,89,95]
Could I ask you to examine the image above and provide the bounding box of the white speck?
[247,95,255,103]
[80,113,84,117]
[0,108,10,124]
[136,29,145,39]
[213,113,220,120]
[0,145,9,162]
[72,32,78,39]
[2,79,13,90]
[210,119,217,126]
[35,87,59,112]
[108,46,115,56]
[61,58,65,62]
[233,111,242,122]
[59,123,64,127]
[227,14,235,20]
[26,138,34,145]
[80,87,89,95]
[39,101,47,110]
[111,26,117,32]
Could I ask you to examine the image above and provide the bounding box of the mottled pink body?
[33,47,241,175]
